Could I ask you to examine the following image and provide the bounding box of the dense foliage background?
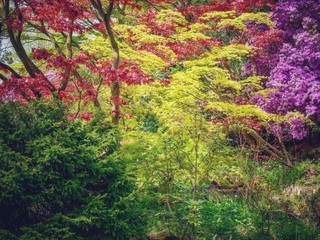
[0,0,319,239]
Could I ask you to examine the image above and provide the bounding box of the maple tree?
[0,0,160,123]
[127,3,302,161]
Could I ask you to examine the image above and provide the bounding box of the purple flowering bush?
[272,0,320,43]
[253,0,320,140]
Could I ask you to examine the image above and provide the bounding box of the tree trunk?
[91,0,120,124]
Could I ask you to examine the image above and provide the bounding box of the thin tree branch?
[0,61,21,78]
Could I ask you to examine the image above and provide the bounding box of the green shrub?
[199,197,256,239]
[0,101,146,239]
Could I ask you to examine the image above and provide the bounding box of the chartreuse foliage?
[218,12,274,30]
[80,8,277,134]
[0,101,146,239]
[152,43,254,132]
[200,11,237,21]
[169,23,211,42]
[200,11,274,30]
[116,124,249,237]
[82,34,168,74]
[110,9,275,146]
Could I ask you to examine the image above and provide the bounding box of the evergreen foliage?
[0,101,146,239]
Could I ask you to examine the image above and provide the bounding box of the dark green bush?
[0,101,146,239]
